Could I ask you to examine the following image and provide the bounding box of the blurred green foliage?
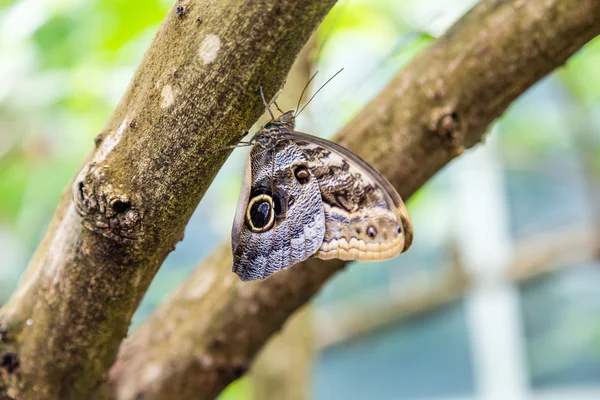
[0,0,169,248]
[560,37,600,104]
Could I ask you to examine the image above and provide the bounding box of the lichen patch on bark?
[96,119,128,163]
[198,34,221,64]
[160,85,175,108]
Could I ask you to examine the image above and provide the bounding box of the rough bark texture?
[250,306,314,400]
[101,0,600,399]
[0,0,336,399]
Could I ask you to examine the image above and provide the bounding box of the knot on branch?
[176,5,187,17]
[195,353,249,380]
[429,107,465,157]
[0,327,8,344]
[73,162,144,242]
[0,353,19,375]
[0,316,11,344]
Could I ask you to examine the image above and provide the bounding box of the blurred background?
[1,0,600,399]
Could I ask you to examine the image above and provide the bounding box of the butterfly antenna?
[273,101,285,114]
[296,68,344,117]
[295,70,319,114]
[260,86,275,120]
[207,142,254,154]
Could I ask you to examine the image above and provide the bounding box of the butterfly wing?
[285,131,413,261]
[231,137,325,281]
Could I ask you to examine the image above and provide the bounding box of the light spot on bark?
[198,354,214,367]
[184,270,215,299]
[132,269,143,288]
[26,319,33,326]
[198,34,221,64]
[160,85,175,108]
[96,119,127,163]
[248,302,259,314]
[43,204,78,288]
[142,363,163,386]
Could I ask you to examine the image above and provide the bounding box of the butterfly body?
[232,111,412,281]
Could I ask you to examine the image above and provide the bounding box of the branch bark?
[250,306,314,400]
[317,225,600,349]
[102,0,600,399]
[0,0,336,398]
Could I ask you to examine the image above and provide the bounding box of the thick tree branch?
[0,0,336,398]
[102,0,600,399]
[317,225,599,349]
[250,306,314,400]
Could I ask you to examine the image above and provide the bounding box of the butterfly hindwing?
[285,132,413,262]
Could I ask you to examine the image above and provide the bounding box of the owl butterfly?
[231,99,413,281]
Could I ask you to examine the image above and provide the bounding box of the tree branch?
[102,0,600,399]
[250,306,314,400]
[0,0,336,398]
[317,225,599,349]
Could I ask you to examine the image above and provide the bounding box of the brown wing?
[285,131,413,262]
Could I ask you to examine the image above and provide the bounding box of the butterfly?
[230,103,413,281]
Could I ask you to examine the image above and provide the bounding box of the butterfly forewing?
[231,137,325,281]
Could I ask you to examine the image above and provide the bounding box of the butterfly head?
[261,110,296,134]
